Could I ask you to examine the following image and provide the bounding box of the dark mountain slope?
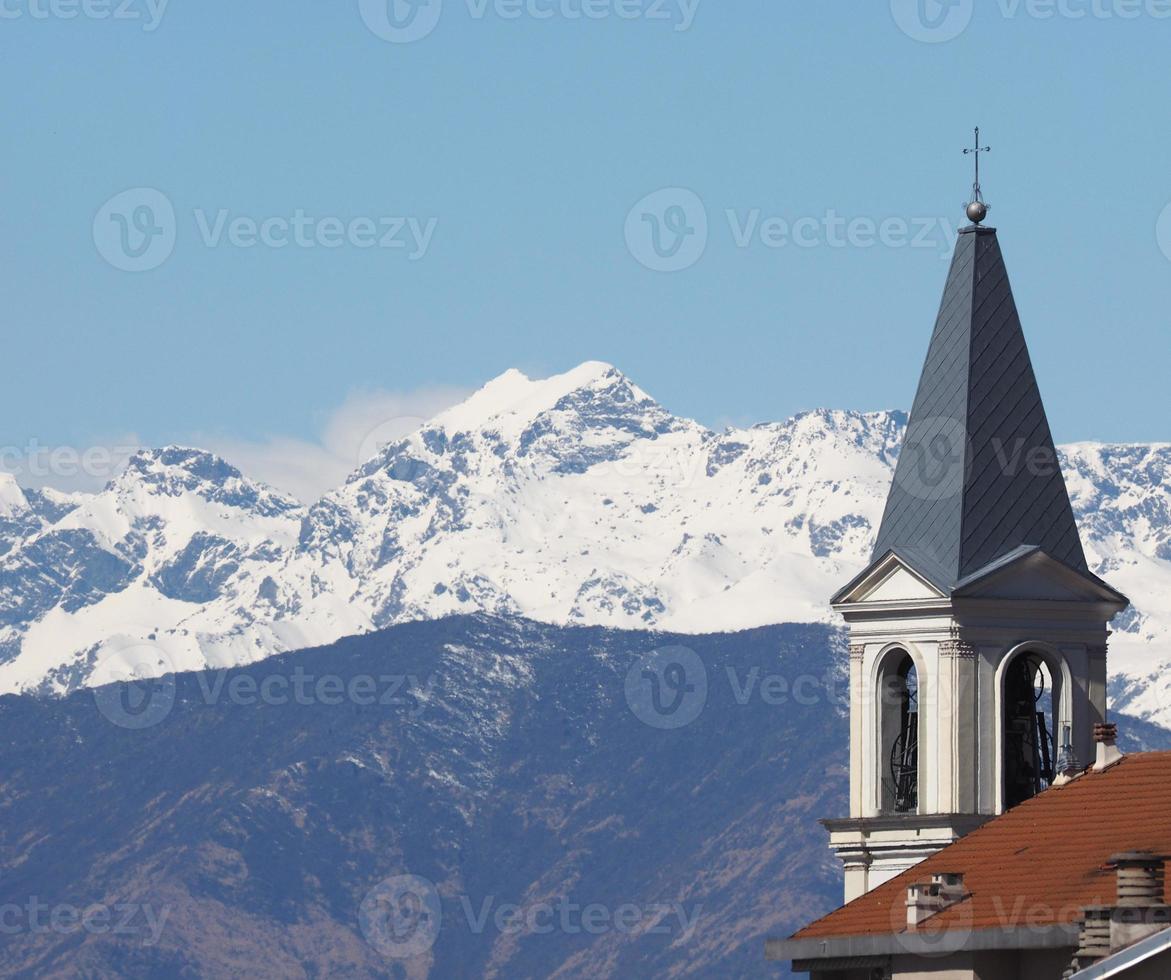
[0,616,852,979]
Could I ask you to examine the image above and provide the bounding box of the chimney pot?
[1095,723,1118,744]
[1110,852,1168,907]
[1093,723,1124,771]
[1073,905,1113,968]
[906,873,966,927]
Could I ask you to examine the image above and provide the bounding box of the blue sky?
[3,0,1169,495]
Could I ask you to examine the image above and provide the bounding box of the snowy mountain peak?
[788,406,907,438]
[350,362,683,489]
[0,473,28,519]
[115,446,301,517]
[429,361,650,442]
[0,364,1169,731]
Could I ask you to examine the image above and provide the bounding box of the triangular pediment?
[834,551,948,606]
[952,547,1129,606]
[833,546,1129,610]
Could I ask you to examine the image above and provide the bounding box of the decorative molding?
[940,629,978,659]
[1087,644,1108,660]
[849,644,866,662]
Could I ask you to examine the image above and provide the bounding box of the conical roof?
[868,225,1088,592]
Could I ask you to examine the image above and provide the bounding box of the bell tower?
[825,176,1129,902]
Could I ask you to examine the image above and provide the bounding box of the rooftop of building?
[791,752,1171,943]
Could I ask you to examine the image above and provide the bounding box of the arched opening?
[878,650,919,814]
[1002,652,1058,809]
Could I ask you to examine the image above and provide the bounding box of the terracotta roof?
[793,752,1171,941]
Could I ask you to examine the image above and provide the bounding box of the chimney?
[1069,854,1171,975]
[1109,853,1171,953]
[1072,906,1113,970]
[906,872,966,928]
[1113,852,1167,907]
[1093,722,1124,772]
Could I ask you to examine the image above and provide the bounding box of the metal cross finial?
[962,127,991,224]
[963,126,991,204]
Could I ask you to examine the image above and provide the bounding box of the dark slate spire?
[870,226,1089,592]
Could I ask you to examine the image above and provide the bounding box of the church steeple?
[864,224,1090,594]
[823,173,1129,904]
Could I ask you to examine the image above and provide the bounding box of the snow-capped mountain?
[0,474,81,558]
[1061,443,1171,719]
[1,362,1168,724]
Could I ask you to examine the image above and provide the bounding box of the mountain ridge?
[0,616,849,978]
[1,612,1167,978]
[2,363,1169,727]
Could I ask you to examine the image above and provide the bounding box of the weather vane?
[963,126,991,225]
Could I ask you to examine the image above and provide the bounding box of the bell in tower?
[823,138,1129,902]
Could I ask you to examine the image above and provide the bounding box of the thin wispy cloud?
[201,386,472,503]
[4,387,470,503]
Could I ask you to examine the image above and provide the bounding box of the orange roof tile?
[793,752,1171,941]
